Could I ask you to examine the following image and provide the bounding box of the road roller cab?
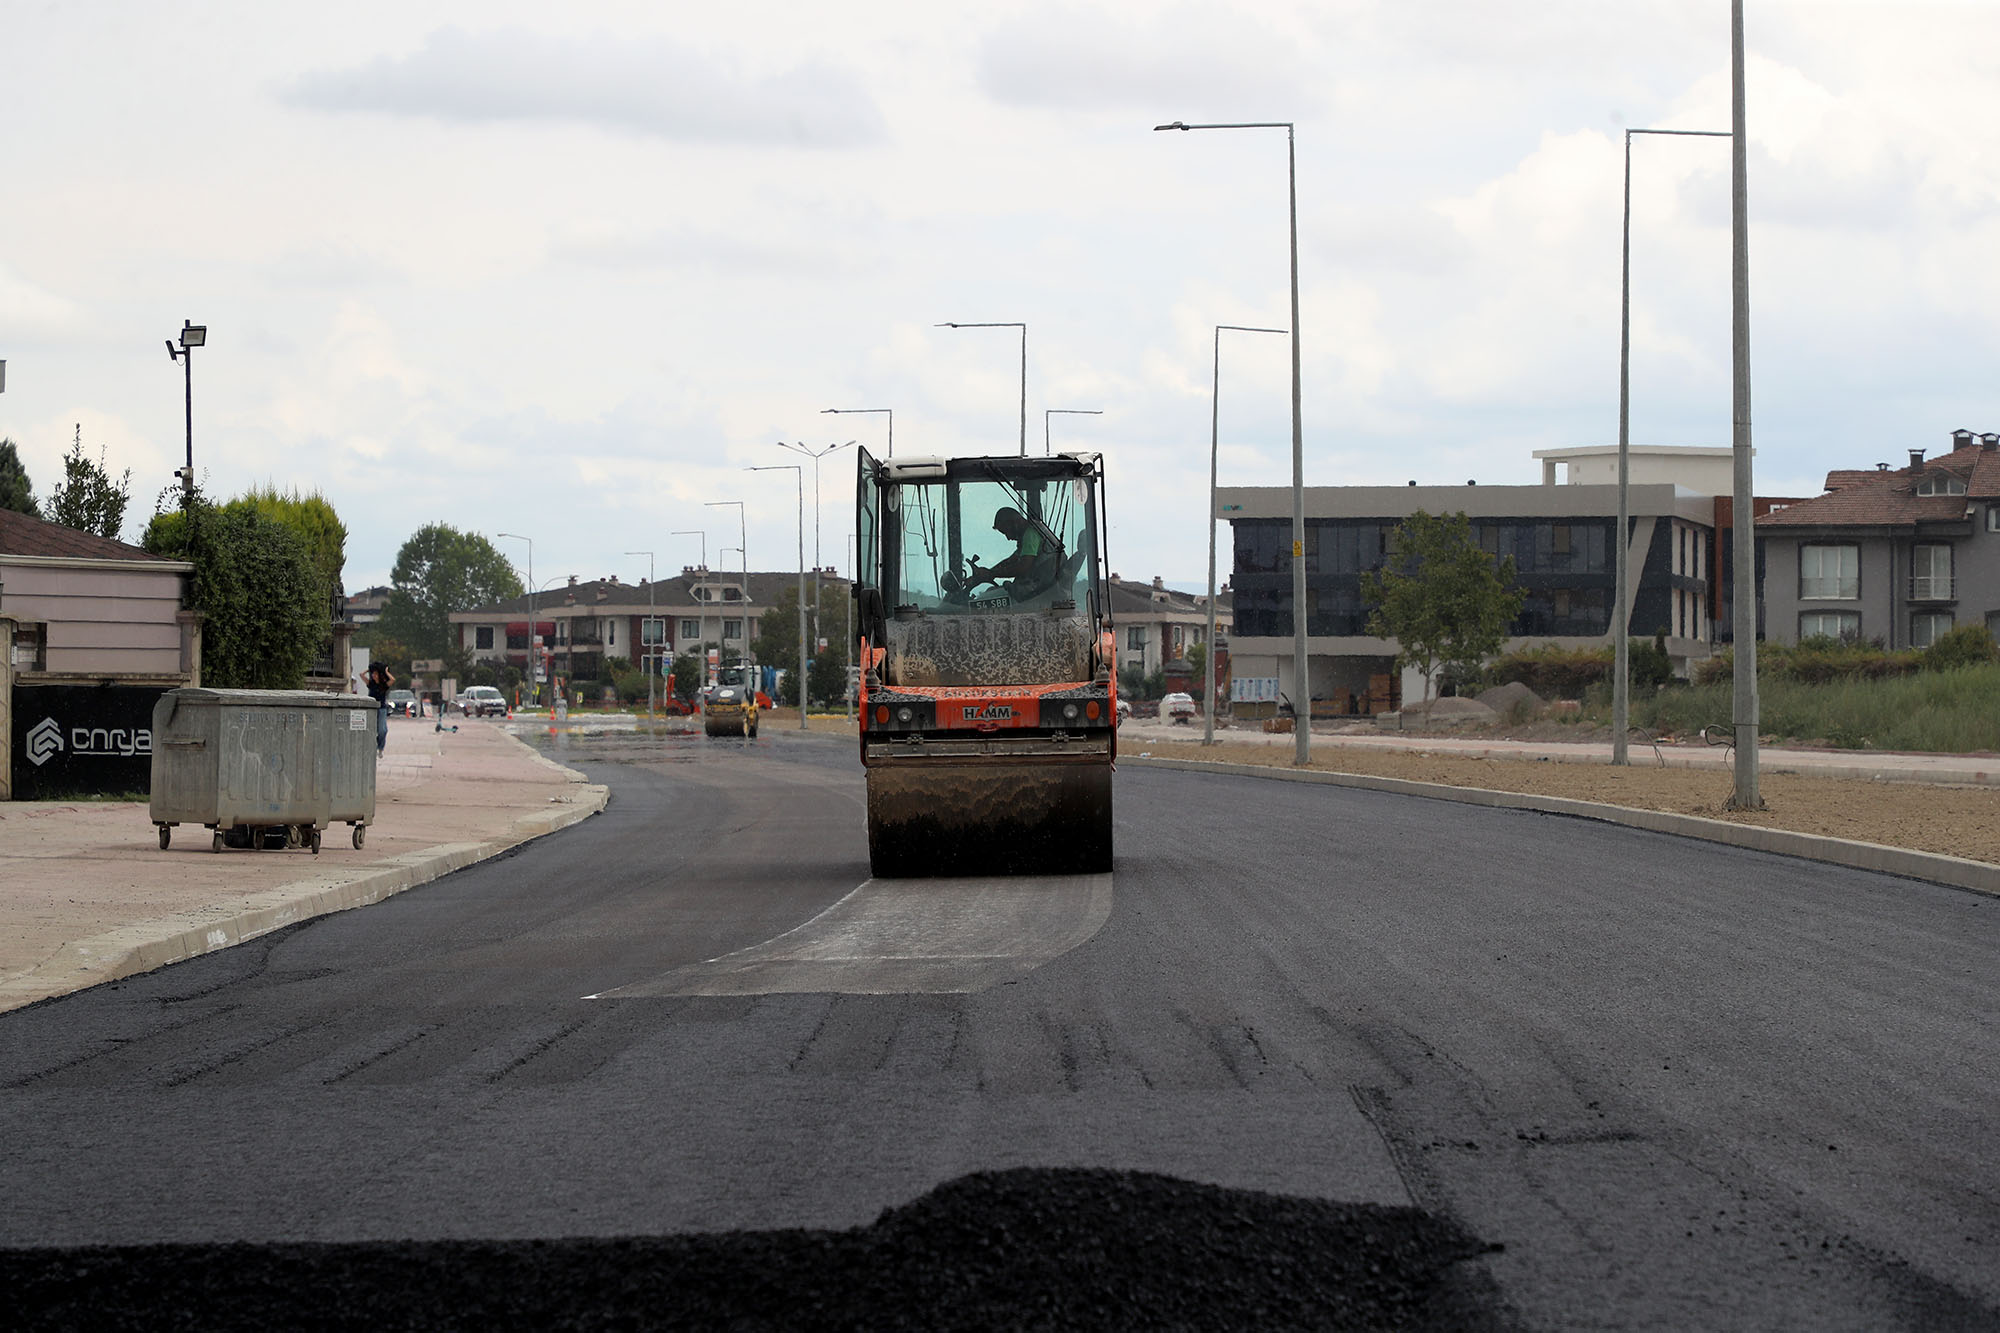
[854,449,1115,877]
[703,661,760,738]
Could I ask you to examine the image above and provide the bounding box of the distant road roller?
[853,449,1116,876]
[703,662,760,738]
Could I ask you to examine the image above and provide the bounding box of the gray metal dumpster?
[149,689,377,853]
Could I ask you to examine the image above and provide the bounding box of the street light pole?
[497,532,535,705]
[625,550,656,718]
[1156,119,1310,765]
[1727,0,1763,811]
[1044,409,1102,457]
[823,407,891,458]
[1206,325,1287,747]
[778,438,856,711]
[164,320,207,510]
[750,464,809,728]
[937,323,1027,455]
[706,500,748,673]
[1615,127,1730,766]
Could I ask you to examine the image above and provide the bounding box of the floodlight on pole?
[1044,409,1102,457]
[1205,325,1287,746]
[937,323,1027,455]
[165,319,207,509]
[1155,118,1310,765]
[823,407,891,458]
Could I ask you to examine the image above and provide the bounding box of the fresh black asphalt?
[2,727,1994,1329]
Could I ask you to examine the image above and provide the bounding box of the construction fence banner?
[10,683,163,799]
[1231,676,1280,704]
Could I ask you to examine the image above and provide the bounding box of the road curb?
[1126,755,2000,899]
[0,737,608,1014]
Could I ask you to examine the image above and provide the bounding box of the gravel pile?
[8,1167,1503,1330]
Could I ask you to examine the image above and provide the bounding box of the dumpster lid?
[164,688,375,708]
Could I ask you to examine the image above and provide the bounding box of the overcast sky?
[4,1,1997,596]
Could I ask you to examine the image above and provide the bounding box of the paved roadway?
[2,729,1995,1329]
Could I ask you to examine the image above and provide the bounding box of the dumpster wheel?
[157,825,171,850]
[352,824,366,849]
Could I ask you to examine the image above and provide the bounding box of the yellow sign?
[1292,540,1304,558]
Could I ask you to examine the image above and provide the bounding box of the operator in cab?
[970,506,1062,598]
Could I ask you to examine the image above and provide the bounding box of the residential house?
[1758,429,2000,648]
[449,566,848,690]
[1105,575,1229,683]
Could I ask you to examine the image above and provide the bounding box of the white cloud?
[281,24,885,147]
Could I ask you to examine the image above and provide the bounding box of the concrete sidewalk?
[0,714,605,1014]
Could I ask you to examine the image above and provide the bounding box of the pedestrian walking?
[364,662,394,756]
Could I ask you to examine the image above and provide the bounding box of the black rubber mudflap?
[867,762,1112,878]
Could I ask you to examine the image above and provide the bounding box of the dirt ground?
[1132,727,2000,870]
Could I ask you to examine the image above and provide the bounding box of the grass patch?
[1587,663,2000,752]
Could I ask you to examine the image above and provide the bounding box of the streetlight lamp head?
[179,322,206,349]
[1154,122,1189,131]
[165,339,178,361]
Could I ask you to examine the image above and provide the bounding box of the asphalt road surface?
[2,728,1995,1330]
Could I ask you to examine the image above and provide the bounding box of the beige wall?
[1,558,192,676]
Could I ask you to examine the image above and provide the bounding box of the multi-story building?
[1219,444,1784,712]
[448,566,846,688]
[1758,429,2000,648]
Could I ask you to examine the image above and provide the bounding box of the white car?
[457,685,508,717]
[1161,691,1197,724]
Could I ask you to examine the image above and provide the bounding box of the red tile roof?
[1760,441,1999,529]
[0,508,178,562]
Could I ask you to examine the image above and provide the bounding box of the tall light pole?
[1727,0,1763,811]
[1157,119,1310,765]
[750,464,809,728]
[536,574,573,707]
[497,532,535,705]
[1044,408,1101,457]
[625,549,656,718]
[1614,127,1730,766]
[823,407,891,458]
[164,320,207,510]
[778,438,856,707]
[1205,324,1288,746]
[938,322,1027,456]
[706,500,748,670]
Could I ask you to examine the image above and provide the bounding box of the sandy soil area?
[1130,728,2000,869]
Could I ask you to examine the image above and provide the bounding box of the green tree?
[0,438,38,517]
[46,425,131,540]
[377,524,524,660]
[236,486,347,622]
[1360,509,1526,719]
[671,648,705,701]
[749,581,816,705]
[143,490,322,688]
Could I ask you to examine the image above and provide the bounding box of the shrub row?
[1691,624,1997,686]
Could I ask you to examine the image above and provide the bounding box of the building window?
[1799,544,1858,600]
[1987,506,2000,533]
[723,586,744,602]
[475,626,494,650]
[1800,611,1859,642]
[723,618,743,641]
[1125,627,1149,650]
[642,618,666,646]
[1916,473,1967,496]
[607,619,616,646]
[1912,612,1953,648]
[1910,544,1953,600]
[680,619,701,640]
